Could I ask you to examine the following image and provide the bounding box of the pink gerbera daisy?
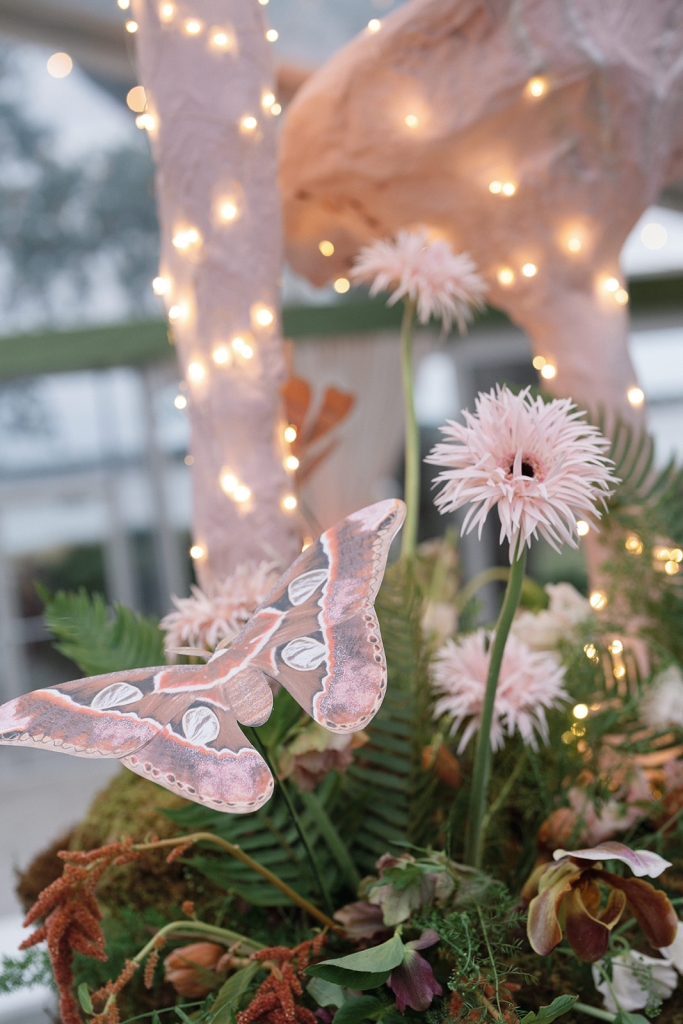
[161,560,279,652]
[351,229,487,333]
[426,385,617,559]
[432,630,568,753]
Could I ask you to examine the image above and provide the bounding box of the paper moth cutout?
[0,499,405,814]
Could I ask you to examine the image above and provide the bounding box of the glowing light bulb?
[672,548,683,562]
[187,361,205,382]
[168,303,186,322]
[190,545,205,560]
[125,20,138,33]
[117,0,130,8]
[282,495,298,511]
[285,455,300,471]
[608,639,624,654]
[219,200,238,222]
[577,520,590,536]
[522,262,537,277]
[502,182,516,196]
[152,276,170,295]
[184,19,202,34]
[174,394,187,410]
[319,240,335,257]
[126,86,146,112]
[241,115,258,132]
[234,485,251,503]
[334,277,350,294]
[625,534,643,555]
[232,336,254,359]
[212,346,230,365]
[526,76,546,98]
[220,472,238,494]
[615,288,629,305]
[160,2,175,20]
[489,181,502,194]
[589,590,607,611]
[47,52,73,77]
[584,643,597,659]
[284,425,297,443]
[540,364,557,380]
[573,703,588,719]
[532,356,546,369]
[172,228,201,250]
[627,386,644,407]
[404,114,419,128]
[262,92,275,109]
[604,277,620,293]
[135,113,156,131]
[368,18,381,31]
[641,222,667,250]
[666,560,680,575]
[497,267,515,286]
[271,103,282,115]
[251,304,274,328]
[567,237,582,253]
[258,0,268,4]
[265,28,278,41]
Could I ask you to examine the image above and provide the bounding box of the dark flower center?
[508,459,536,478]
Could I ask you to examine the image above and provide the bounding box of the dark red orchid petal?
[564,885,626,963]
[593,869,679,949]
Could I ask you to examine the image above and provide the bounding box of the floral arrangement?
[5,231,683,1024]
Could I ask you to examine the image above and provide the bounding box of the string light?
[497,267,515,286]
[271,103,282,116]
[604,277,620,293]
[584,643,598,661]
[241,115,258,132]
[251,303,274,328]
[184,18,202,34]
[282,495,298,511]
[168,302,188,322]
[160,3,175,20]
[262,92,275,109]
[285,455,300,471]
[566,237,582,253]
[126,86,146,112]
[540,364,557,380]
[220,472,238,494]
[172,227,201,251]
[47,53,73,78]
[589,590,607,610]
[117,0,130,7]
[404,114,419,128]
[525,76,546,98]
[212,346,230,365]
[258,0,269,4]
[522,262,537,277]
[319,240,335,256]
[125,20,138,32]
[234,485,251,503]
[219,200,238,222]
[174,394,187,409]
[577,520,590,536]
[232,336,254,359]
[625,534,643,555]
[190,545,205,559]
[334,277,350,294]
[608,639,623,655]
[210,29,234,49]
[368,18,381,31]
[502,182,516,195]
[627,386,645,407]
[152,276,170,295]
[532,355,546,369]
[573,703,588,719]
[489,181,502,194]
[187,361,205,382]
[265,29,278,41]
[135,113,156,131]
[665,560,680,576]
[615,288,629,305]
[284,425,297,443]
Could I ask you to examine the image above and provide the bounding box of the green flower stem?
[573,1004,615,1022]
[132,919,264,966]
[463,547,527,868]
[400,297,419,559]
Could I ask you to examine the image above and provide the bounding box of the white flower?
[351,229,487,333]
[511,582,592,651]
[431,629,568,753]
[426,386,617,561]
[641,665,683,730]
[661,920,683,973]
[592,951,677,1013]
[161,560,279,652]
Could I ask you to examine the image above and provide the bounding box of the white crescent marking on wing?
[288,569,328,606]
[91,683,144,710]
[281,636,327,671]
[182,706,220,745]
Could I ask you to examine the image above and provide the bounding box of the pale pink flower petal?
[592,951,677,1013]
[553,841,672,878]
[432,629,568,754]
[161,560,280,652]
[351,229,487,333]
[426,386,618,560]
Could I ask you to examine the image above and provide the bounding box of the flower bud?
[164,942,224,997]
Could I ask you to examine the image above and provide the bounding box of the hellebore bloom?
[367,852,456,926]
[524,842,678,962]
[592,951,677,1013]
[386,929,443,1012]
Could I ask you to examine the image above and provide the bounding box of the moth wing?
[0,666,198,758]
[122,692,274,813]
[235,499,406,733]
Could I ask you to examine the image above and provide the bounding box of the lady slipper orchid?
[524,842,678,962]
[386,929,443,1012]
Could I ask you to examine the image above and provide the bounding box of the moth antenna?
[165,646,212,660]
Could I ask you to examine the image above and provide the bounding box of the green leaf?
[77,982,93,1014]
[305,933,404,990]
[333,996,386,1024]
[210,963,260,1024]
[522,995,578,1023]
[306,977,347,1008]
[40,585,165,675]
